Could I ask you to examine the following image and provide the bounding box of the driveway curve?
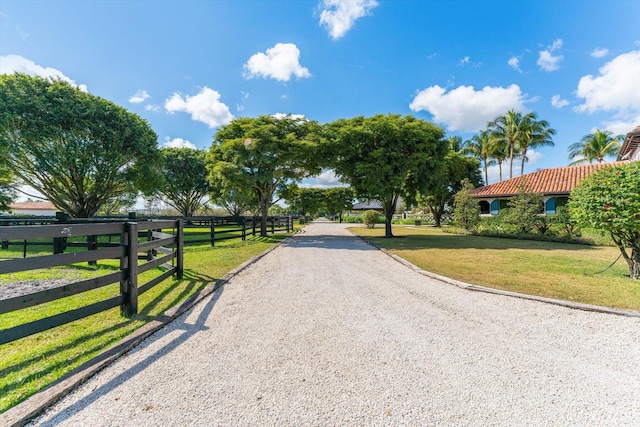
[31,220,640,426]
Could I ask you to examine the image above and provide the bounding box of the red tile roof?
[469,161,630,198]
[9,201,56,210]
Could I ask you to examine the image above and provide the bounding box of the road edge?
[352,231,640,319]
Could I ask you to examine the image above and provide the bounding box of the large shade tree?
[419,151,482,227]
[208,115,322,236]
[283,186,325,217]
[568,129,621,165]
[569,162,640,279]
[326,114,448,238]
[323,186,355,223]
[156,147,210,216]
[0,74,160,217]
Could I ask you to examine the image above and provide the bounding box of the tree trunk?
[385,211,394,238]
[499,161,503,181]
[384,196,398,238]
[625,246,640,279]
[260,198,269,237]
[483,161,488,185]
[509,142,515,179]
[521,149,526,176]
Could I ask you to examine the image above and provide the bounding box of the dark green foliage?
[326,114,447,237]
[323,187,355,222]
[420,151,482,227]
[209,115,322,236]
[500,184,544,234]
[0,74,160,217]
[569,162,640,278]
[452,178,480,231]
[157,148,210,216]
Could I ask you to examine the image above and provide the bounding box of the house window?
[545,197,556,215]
[479,201,490,215]
[490,200,500,215]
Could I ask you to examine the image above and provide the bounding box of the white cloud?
[508,56,521,72]
[272,113,307,123]
[551,95,569,109]
[591,47,609,58]
[319,0,378,40]
[409,84,528,132]
[459,56,470,66]
[163,137,197,149]
[602,114,640,136]
[537,38,564,71]
[145,104,161,112]
[300,169,345,188]
[575,50,640,116]
[243,43,311,82]
[236,103,244,112]
[129,89,149,104]
[165,87,234,128]
[0,54,88,91]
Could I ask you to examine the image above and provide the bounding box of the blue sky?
[1,0,639,188]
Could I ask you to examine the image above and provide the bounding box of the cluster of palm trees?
[460,110,555,185]
[460,110,623,186]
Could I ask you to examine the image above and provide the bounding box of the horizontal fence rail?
[1,215,294,255]
[0,220,183,345]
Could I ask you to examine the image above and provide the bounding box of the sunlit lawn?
[351,225,640,312]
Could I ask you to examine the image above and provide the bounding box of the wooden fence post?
[210,216,215,247]
[119,224,129,316]
[252,216,256,236]
[242,217,247,241]
[53,211,69,255]
[176,219,184,280]
[124,222,139,316]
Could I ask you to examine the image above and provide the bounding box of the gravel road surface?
[30,220,640,426]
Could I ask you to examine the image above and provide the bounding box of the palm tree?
[488,110,534,179]
[462,130,496,185]
[518,114,556,175]
[489,137,508,182]
[568,129,622,165]
[448,135,464,152]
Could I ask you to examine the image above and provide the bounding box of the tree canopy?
[0,74,160,217]
[419,150,482,227]
[326,114,447,237]
[569,162,640,279]
[323,186,355,222]
[156,147,210,217]
[283,186,325,217]
[208,114,322,236]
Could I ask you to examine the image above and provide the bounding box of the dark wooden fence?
[1,214,294,255]
[0,220,183,345]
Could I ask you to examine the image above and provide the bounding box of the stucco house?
[469,125,639,216]
[5,201,57,216]
[468,161,631,216]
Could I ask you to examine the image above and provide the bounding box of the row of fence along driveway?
[21,220,640,426]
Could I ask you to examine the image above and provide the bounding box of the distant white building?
[5,201,57,216]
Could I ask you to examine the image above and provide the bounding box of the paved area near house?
[31,220,640,426]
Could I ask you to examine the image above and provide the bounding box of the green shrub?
[362,210,380,228]
[341,215,363,223]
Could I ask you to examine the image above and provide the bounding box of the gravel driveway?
[30,220,640,426]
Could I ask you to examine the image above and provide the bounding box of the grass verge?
[351,225,639,312]
[0,233,289,413]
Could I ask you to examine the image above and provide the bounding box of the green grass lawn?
[0,233,290,413]
[351,225,640,312]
